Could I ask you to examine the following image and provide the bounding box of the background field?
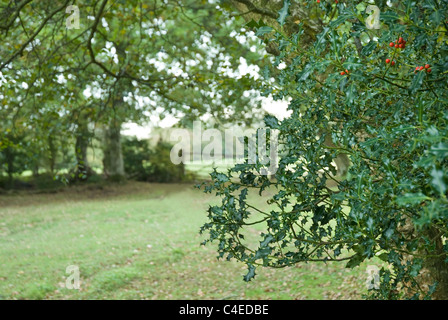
[0,181,372,300]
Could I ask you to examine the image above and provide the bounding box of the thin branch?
[233,0,278,20]
[0,0,70,71]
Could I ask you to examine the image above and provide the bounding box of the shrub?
[146,140,186,183]
[122,137,186,183]
[200,1,448,300]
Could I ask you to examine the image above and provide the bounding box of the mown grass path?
[0,182,367,299]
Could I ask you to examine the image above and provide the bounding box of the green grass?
[185,160,235,179]
[0,182,371,300]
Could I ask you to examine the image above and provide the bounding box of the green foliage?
[146,140,186,183]
[122,137,187,183]
[0,133,29,182]
[201,1,448,299]
[0,0,268,184]
[122,137,153,181]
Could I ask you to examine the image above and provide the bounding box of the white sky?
[122,95,291,139]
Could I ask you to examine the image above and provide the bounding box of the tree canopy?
[0,0,268,180]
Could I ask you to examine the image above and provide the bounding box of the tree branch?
[0,0,70,72]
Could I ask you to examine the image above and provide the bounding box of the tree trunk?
[73,118,94,181]
[32,162,39,177]
[4,146,14,188]
[48,135,57,175]
[399,219,448,299]
[102,120,125,181]
[420,227,448,299]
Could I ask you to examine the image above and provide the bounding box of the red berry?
[419,66,424,71]
[391,61,395,66]
[317,0,320,2]
[427,69,432,73]
[340,71,345,75]
[386,59,391,64]
[399,43,405,49]
[389,42,394,47]
[395,44,399,48]
[425,64,430,69]
[398,37,404,44]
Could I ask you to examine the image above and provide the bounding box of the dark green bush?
[122,136,152,181]
[122,137,186,183]
[147,140,186,183]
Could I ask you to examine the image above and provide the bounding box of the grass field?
[0,181,371,300]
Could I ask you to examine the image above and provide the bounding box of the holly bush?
[200,1,448,299]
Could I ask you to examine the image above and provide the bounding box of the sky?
[121,95,291,139]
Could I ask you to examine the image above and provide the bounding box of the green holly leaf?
[346,254,364,268]
[409,70,425,93]
[361,41,377,56]
[255,26,273,36]
[264,115,280,129]
[277,0,290,26]
[260,234,274,247]
[430,168,447,195]
[243,264,256,282]
[429,143,448,159]
[396,193,431,206]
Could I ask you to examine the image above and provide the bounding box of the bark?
[101,43,127,182]
[48,135,57,175]
[422,227,448,300]
[32,162,39,177]
[73,113,94,181]
[102,119,125,181]
[398,218,448,300]
[4,146,14,187]
[75,127,93,180]
[414,226,448,300]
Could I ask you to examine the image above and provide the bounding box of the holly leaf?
[329,14,355,28]
[409,70,425,93]
[260,234,274,247]
[429,143,448,159]
[243,264,256,282]
[346,254,364,268]
[277,0,290,26]
[264,115,280,129]
[396,193,431,206]
[361,41,377,56]
[345,82,357,105]
[255,26,273,36]
[430,168,447,195]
